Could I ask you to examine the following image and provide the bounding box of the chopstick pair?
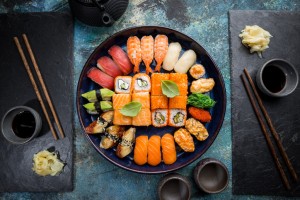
[13,34,65,140]
[241,68,298,190]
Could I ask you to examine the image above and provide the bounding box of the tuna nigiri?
[127,36,142,73]
[108,45,133,75]
[141,36,154,74]
[161,133,177,165]
[162,42,182,71]
[147,135,161,166]
[97,56,123,78]
[87,67,114,89]
[154,34,168,72]
[134,135,148,165]
[174,49,197,73]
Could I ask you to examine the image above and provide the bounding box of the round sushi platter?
[76,26,226,174]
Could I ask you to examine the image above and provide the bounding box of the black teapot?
[69,0,129,27]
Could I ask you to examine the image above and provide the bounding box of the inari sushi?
[113,94,131,109]
[161,133,177,165]
[132,92,150,109]
[114,76,132,94]
[169,96,187,109]
[152,109,168,127]
[168,109,187,127]
[113,109,132,125]
[147,135,161,166]
[151,95,168,110]
[132,108,151,126]
[169,73,188,96]
[132,73,151,93]
[151,73,170,95]
[133,135,148,165]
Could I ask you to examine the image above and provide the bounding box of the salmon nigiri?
[134,135,148,165]
[127,36,142,73]
[141,35,154,74]
[154,34,168,72]
[108,45,133,75]
[161,133,177,165]
[147,135,161,166]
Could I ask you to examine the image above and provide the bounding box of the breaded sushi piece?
[152,109,168,127]
[132,108,151,126]
[132,73,151,93]
[169,96,187,109]
[147,135,161,166]
[114,76,132,94]
[185,118,209,141]
[161,133,177,165]
[151,95,168,110]
[113,109,132,125]
[190,78,215,93]
[112,94,131,109]
[169,73,188,96]
[133,135,148,165]
[151,73,170,95]
[174,128,195,152]
[132,92,150,109]
[116,127,136,158]
[168,109,187,127]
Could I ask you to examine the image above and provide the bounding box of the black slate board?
[230,10,300,196]
[0,12,74,192]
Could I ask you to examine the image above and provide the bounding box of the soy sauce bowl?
[1,106,42,144]
[256,59,299,97]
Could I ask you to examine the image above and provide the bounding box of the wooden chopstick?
[244,69,298,182]
[14,37,58,140]
[240,73,291,190]
[22,34,65,139]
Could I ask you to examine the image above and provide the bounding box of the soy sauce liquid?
[262,65,286,93]
[12,111,36,138]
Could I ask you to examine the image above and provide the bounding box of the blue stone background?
[0,0,299,199]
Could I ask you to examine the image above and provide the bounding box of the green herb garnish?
[187,93,216,108]
[161,80,179,98]
[120,101,142,117]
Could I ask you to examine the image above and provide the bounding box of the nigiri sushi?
[162,42,182,71]
[83,101,112,114]
[133,135,148,165]
[147,135,161,166]
[154,34,168,72]
[174,49,197,73]
[100,125,125,149]
[85,117,108,134]
[116,127,136,158]
[108,45,133,75]
[141,35,154,74]
[97,56,123,78]
[161,133,177,165]
[185,118,209,141]
[81,88,115,102]
[87,67,114,90]
[174,128,195,152]
[127,36,142,73]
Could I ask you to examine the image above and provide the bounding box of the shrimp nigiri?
[161,133,177,165]
[133,135,148,165]
[127,36,142,73]
[141,35,154,74]
[147,135,161,166]
[154,34,168,72]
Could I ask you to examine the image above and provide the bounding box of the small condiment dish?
[256,59,299,97]
[158,173,192,200]
[1,106,42,144]
[193,158,229,194]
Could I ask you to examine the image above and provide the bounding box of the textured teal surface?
[0,0,299,199]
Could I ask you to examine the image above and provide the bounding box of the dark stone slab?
[229,10,300,196]
[0,12,74,192]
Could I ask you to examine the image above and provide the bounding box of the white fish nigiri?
[162,42,182,71]
[174,49,197,73]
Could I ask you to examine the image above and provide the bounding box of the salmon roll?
[114,76,132,94]
[132,92,150,109]
[168,109,187,127]
[169,96,187,109]
[151,95,168,110]
[161,133,177,165]
[113,109,132,125]
[148,135,161,166]
[152,109,168,127]
[132,73,151,93]
[134,135,148,165]
[151,73,169,95]
[112,94,131,109]
[132,108,151,126]
[169,73,188,96]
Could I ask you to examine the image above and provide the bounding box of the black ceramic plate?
[76,26,226,174]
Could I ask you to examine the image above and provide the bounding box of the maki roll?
[169,73,188,96]
[169,96,187,109]
[81,88,115,102]
[113,109,132,125]
[151,95,168,110]
[132,73,151,93]
[114,76,132,94]
[168,109,187,127]
[152,109,168,127]
[112,94,131,109]
[132,108,151,126]
[151,73,170,95]
[132,92,150,109]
